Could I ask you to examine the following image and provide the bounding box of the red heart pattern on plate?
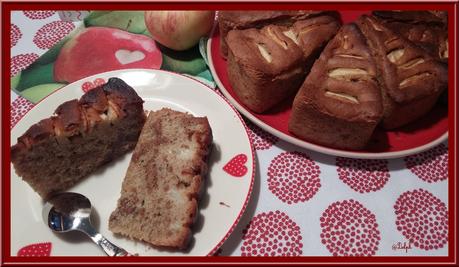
[17,242,52,257]
[223,154,248,177]
[81,78,106,92]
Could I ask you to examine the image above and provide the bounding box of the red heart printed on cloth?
[223,154,248,177]
[81,78,106,92]
[17,242,52,257]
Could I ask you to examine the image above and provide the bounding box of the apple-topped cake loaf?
[356,15,448,129]
[109,108,213,249]
[225,13,340,113]
[372,10,448,63]
[11,78,146,199]
[289,24,383,150]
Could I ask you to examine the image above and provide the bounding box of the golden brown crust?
[372,11,448,62]
[356,15,447,129]
[226,15,339,113]
[292,15,341,62]
[226,25,305,113]
[356,15,447,103]
[372,10,447,25]
[289,24,383,150]
[218,10,339,58]
[12,78,144,153]
[11,78,146,198]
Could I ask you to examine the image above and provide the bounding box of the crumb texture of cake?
[11,77,146,199]
[356,15,447,129]
[108,108,213,249]
[289,24,383,150]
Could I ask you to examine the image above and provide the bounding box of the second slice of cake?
[109,108,212,249]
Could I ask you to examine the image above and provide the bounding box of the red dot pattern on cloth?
[404,144,448,183]
[33,21,75,49]
[11,53,39,77]
[11,97,35,129]
[320,199,381,256]
[23,11,56,20]
[11,24,22,48]
[267,151,321,204]
[241,210,303,256]
[223,154,248,177]
[17,242,52,256]
[336,157,390,193]
[394,189,448,250]
[244,118,278,150]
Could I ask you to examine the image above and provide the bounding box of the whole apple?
[145,11,215,51]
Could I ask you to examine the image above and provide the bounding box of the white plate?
[10,69,255,256]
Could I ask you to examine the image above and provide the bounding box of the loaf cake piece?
[218,10,338,58]
[109,108,213,249]
[289,24,383,150]
[372,10,447,25]
[11,78,146,198]
[373,10,448,62]
[226,25,306,113]
[288,15,341,65]
[356,15,448,129]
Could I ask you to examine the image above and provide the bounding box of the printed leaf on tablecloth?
[241,210,303,256]
[84,11,148,35]
[336,157,390,193]
[267,151,321,204]
[404,144,448,183]
[394,189,448,250]
[320,199,381,256]
[17,242,52,256]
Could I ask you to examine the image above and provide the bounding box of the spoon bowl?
[43,192,92,233]
[43,192,130,256]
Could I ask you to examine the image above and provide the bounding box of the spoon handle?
[82,224,130,256]
[92,233,130,256]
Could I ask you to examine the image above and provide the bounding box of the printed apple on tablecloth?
[11,11,216,105]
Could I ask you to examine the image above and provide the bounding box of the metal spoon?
[42,192,130,256]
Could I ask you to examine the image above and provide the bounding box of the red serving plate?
[207,10,448,159]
